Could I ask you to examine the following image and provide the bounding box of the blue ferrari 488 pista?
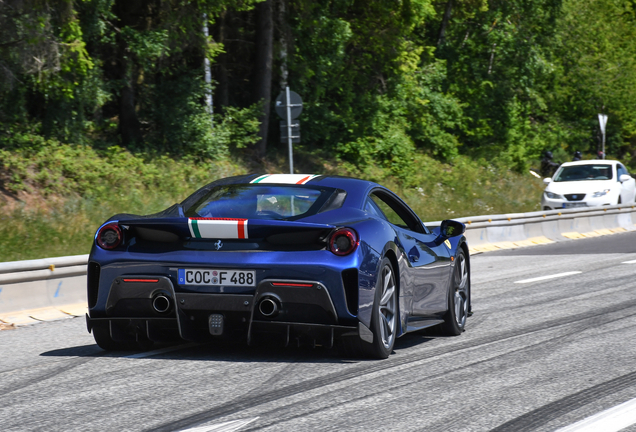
[86,174,470,358]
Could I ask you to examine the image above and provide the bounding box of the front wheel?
[440,249,470,336]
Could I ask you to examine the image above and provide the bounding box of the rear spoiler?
[117,217,336,244]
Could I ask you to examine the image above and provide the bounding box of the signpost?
[275,88,303,174]
[598,113,608,159]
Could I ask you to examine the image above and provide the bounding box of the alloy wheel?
[454,253,469,328]
[378,265,397,349]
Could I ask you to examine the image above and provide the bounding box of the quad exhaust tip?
[152,294,172,314]
[258,296,281,317]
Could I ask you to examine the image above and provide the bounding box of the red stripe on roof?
[296,175,311,184]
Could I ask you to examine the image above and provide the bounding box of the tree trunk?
[254,0,274,159]
[277,0,288,89]
[437,0,453,46]
[115,0,143,146]
[118,57,142,146]
[217,10,229,108]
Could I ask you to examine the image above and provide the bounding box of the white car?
[541,160,636,210]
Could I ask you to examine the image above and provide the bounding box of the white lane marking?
[554,397,636,432]
[514,271,582,284]
[622,259,636,264]
[124,343,199,359]
[179,418,259,432]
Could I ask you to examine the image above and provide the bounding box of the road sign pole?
[286,86,293,174]
[602,132,605,159]
[598,114,608,159]
[275,88,302,173]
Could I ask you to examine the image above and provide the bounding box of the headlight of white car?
[592,189,611,197]
[544,191,563,199]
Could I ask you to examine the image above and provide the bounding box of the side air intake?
[87,262,101,308]
[341,269,359,316]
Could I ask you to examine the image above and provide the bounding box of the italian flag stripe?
[237,219,246,239]
[188,218,249,239]
[251,174,270,183]
[190,219,202,238]
[250,174,318,185]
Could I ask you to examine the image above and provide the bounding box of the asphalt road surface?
[2,232,636,432]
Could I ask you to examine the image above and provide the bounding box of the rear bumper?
[87,276,358,346]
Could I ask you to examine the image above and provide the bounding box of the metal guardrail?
[0,255,89,284]
[0,254,89,274]
[451,203,636,250]
[428,203,636,226]
[0,254,89,316]
[453,203,636,226]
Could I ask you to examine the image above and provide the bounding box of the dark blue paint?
[88,175,468,343]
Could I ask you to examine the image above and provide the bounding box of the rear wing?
[116,217,336,245]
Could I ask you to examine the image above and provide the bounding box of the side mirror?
[543,178,552,185]
[440,219,466,238]
[619,174,632,183]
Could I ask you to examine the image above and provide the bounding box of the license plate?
[178,269,256,286]
[562,202,587,208]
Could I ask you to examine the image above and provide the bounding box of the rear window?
[554,164,613,182]
[183,185,337,220]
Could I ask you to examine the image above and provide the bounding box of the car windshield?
[554,164,613,182]
[183,184,330,220]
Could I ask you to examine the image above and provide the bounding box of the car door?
[617,164,636,203]
[367,190,452,318]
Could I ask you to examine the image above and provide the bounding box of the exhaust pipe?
[258,296,281,317]
[152,294,172,313]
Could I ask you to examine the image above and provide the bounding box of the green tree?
[0,0,263,156]
[550,0,636,160]
[286,0,464,177]
[434,0,564,169]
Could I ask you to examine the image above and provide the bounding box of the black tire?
[440,249,470,336]
[366,257,398,359]
[93,324,154,351]
[337,257,398,359]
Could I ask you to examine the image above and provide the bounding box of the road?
[2,232,636,432]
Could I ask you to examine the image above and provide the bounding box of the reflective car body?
[86,174,470,358]
[541,160,636,210]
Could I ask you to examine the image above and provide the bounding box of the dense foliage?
[2,0,636,182]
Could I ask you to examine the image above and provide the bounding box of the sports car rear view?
[86,174,470,358]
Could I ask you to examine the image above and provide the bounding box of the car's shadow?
[40,344,104,358]
[41,331,439,363]
[41,340,349,364]
[393,331,438,350]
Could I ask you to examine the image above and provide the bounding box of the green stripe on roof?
[251,174,270,183]
[191,219,201,238]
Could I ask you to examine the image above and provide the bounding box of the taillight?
[96,223,122,250]
[329,228,359,256]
